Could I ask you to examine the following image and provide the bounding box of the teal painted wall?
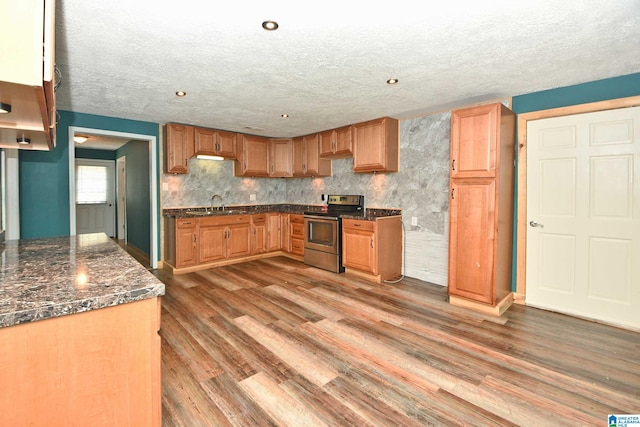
[20,111,159,259]
[116,141,150,255]
[510,72,640,290]
[75,147,116,160]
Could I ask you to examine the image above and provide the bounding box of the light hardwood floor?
[151,257,640,426]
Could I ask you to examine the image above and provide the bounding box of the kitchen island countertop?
[0,233,165,328]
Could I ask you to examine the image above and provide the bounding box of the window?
[76,164,108,204]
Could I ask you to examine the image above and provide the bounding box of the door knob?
[529,220,543,228]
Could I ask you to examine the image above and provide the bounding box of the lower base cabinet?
[0,298,161,426]
[342,216,402,282]
[289,214,305,256]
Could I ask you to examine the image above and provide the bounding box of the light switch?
[411,217,418,226]
[162,182,169,191]
[249,194,256,201]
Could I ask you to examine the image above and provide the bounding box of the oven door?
[304,215,339,254]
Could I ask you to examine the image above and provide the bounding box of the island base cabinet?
[0,297,161,426]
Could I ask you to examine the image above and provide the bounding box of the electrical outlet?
[249,194,256,201]
[162,182,169,191]
[411,217,418,226]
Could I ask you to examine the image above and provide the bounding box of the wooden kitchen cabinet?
[198,222,227,263]
[0,297,161,426]
[165,124,195,174]
[251,214,268,254]
[269,138,293,177]
[319,125,353,158]
[0,0,57,150]
[293,134,332,177]
[352,117,399,173]
[448,102,515,316]
[164,217,197,268]
[289,214,305,256]
[342,216,402,282]
[235,134,270,177]
[267,213,282,252]
[194,127,237,159]
[280,214,291,252]
[199,215,252,261]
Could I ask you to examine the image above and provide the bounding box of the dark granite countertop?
[164,204,401,220]
[0,233,165,329]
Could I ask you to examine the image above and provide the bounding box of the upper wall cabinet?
[319,125,353,158]
[0,0,56,151]
[194,127,237,159]
[269,138,293,178]
[235,134,270,177]
[165,124,194,174]
[450,103,501,179]
[293,134,332,177]
[352,117,399,173]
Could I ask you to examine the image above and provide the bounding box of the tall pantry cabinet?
[448,103,516,316]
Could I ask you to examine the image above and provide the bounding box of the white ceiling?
[55,0,640,138]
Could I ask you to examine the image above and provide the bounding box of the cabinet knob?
[452,159,455,171]
[451,188,455,199]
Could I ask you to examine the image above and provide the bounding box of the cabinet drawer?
[177,218,197,228]
[252,214,267,223]
[290,214,304,224]
[291,238,304,255]
[342,219,374,231]
[291,223,304,238]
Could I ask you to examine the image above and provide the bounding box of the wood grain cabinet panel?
[448,102,516,314]
[342,216,402,282]
[165,124,195,174]
[290,214,305,256]
[235,134,270,177]
[194,127,237,159]
[175,218,197,267]
[293,134,332,177]
[319,125,353,158]
[251,214,268,254]
[269,138,293,177]
[267,213,282,252]
[352,117,399,173]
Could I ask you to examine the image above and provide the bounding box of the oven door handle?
[304,214,339,221]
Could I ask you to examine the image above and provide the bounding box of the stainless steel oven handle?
[304,214,339,221]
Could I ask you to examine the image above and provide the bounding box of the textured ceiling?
[55,0,640,138]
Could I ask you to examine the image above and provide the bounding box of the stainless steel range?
[303,195,364,273]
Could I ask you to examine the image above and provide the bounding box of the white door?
[526,106,640,329]
[75,159,116,237]
[116,156,127,241]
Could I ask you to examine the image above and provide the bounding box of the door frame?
[74,158,116,236]
[515,95,640,302]
[116,155,127,241]
[68,126,159,269]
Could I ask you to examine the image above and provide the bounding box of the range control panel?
[327,195,364,208]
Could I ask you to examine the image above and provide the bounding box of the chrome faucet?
[210,194,224,211]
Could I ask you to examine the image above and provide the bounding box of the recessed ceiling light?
[0,102,11,114]
[175,91,186,97]
[262,20,279,31]
[281,113,289,118]
[387,78,399,85]
[17,136,31,145]
[74,135,89,144]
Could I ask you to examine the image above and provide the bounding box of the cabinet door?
[290,214,304,255]
[353,117,398,173]
[267,213,281,251]
[198,224,226,263]
[292,138,306,177]
[165,124,194,174]
[281,214,291,252]
[333,125,353,157]
[342,225,375,273]
[175,220,197,267]
[216,130,237,159]
[194,127,216,155]
[319,130,335,157]
[448,179,496,304]
[252,220,268,255]
[303,133,331,177]
[450,104,498,179]
[269,139,293,177]
[227,223,252,258]
[236,135,269,177]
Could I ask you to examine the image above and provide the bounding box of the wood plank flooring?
[151,257,640,426]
